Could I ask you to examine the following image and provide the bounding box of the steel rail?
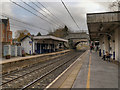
[21,52,82,89]
[1,52,72,86]
[1,52,69,78]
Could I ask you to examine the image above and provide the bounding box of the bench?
[102,54,112,61]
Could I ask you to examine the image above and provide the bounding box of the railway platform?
[1,50,70,74]
[46,50,118,88]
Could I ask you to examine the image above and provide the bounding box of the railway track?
[1,51,71,88]
[1,50,85,89]
[1,51,69,77]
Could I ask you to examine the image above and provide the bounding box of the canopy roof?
[33,35,68,42]
[87,11,120,41]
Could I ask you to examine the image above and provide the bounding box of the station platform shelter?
[87,11,120,61]
[33,36,68,54]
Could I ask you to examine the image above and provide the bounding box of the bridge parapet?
[65,33,89,49]
[65,33,89,40]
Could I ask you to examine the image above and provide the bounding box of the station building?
[87,11,120,61]
[21,35,68,54]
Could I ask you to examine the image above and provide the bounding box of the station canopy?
[33,35,68,42]
[87,11,120,41]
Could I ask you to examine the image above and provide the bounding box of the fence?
[4,45,22,57]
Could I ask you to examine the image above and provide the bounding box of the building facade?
[0,18,12,44]
[0,18,12,57]
[20,36,33,54]
[20,35,68,55]
[33,36,68,54]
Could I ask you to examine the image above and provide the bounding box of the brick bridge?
[64,32,89,49]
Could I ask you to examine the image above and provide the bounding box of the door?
[37,43,40,54]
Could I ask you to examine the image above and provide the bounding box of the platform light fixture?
[100,27,103,31]
[99,23,103,31]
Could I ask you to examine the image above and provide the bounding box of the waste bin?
[113,52,115,60]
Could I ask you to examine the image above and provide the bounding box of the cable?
[10,23,27,30]
[10,0,55,26]
[61,0,80,30]
[28,0,62,27]
[42,1,76,30]
[10,23,48,34]
[36,0,66,26]
[1,13,49,32]
[21,0,61,27]
[10,23,45,32]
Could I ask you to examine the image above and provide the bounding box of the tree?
[15,30,31,42]
[109,0,120,11]
[17,32,25,42]
[48,26,70,38]
[62,25,69,37]
[37,32,41,36]
[47,31,53,36]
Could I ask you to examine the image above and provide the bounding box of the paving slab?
[72,51,89,88]
[72,51,118,88]
[46,51,118,89]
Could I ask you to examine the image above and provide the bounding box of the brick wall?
[0,19,12,44]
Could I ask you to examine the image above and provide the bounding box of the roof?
[69,32,87,34]
[33,35,68,42]
[20,35,33,42]
[87,11,120,41]
[87,11,120,15]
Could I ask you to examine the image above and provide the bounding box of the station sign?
[29,41,32,45]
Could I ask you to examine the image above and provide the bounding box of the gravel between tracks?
[1,50,85,89]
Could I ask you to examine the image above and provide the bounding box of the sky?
[0,0,118,38]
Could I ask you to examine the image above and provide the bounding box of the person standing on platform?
[90,45,93,53]
[106,51,110,62]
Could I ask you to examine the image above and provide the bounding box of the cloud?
[1,2,13,15]
[1,0,115,38]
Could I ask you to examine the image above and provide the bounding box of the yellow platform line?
[86,53,91,89]
[45,51,88,89]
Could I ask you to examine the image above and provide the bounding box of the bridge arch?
[74,41,87,47]
[73,40,89,49]
[64,32,89,49]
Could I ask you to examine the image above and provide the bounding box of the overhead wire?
[9,0,56,27]
[41,1,76,30]
[10,23,42,32]
[10,23,47,36]
[1,13,49,32]
[10,23,27,30]
[10,24,24,30]
[61,0,81,31]
[36,0,66,26]
[20,0,60,27]
[29,0,62,27]
[9,0,81,33]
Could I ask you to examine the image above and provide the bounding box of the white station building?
[20,35,68,54]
